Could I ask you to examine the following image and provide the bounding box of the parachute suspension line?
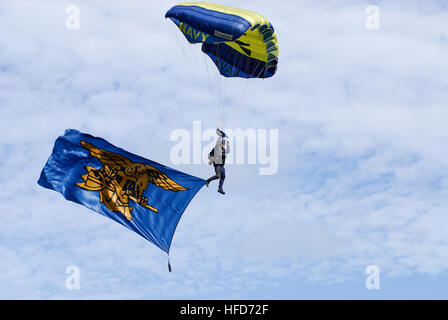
[206,50,222,130]
[187,40,212,114]
[229,49,253,129]
[231,58,265,130]
[188,39,214,116]
[219,46,228,130]
[220,42,243,130]
[166,21,211,116]
[200,45,220,122]
[230,50,250,129]
[229,53,254,130]
[166,21,203,104]
[227,46,244,130]
[216,45,224,130]
[219,48,226,130]
[203,51,215,129]
[210,52,221,129]
[222,67,228,128]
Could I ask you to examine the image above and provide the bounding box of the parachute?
[165,2,279,128]
[165,2,279,79]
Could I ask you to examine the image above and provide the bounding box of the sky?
[0,0,448,299]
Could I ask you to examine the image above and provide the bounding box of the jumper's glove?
[216,128,226,138]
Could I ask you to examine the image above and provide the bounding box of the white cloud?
[0,0,448,298]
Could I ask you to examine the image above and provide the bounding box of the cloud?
[236,220,348,261]
[0,0,448,298]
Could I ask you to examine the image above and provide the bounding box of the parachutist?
[206,130,230,195]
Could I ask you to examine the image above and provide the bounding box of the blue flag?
[38,129,205,253]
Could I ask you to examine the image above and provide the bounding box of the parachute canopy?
[166,2,279,78]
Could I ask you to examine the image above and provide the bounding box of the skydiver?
[206,129,230,195]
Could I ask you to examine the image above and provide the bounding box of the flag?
[38,129,205,253]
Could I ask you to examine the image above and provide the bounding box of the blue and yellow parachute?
[166,2,279,78]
